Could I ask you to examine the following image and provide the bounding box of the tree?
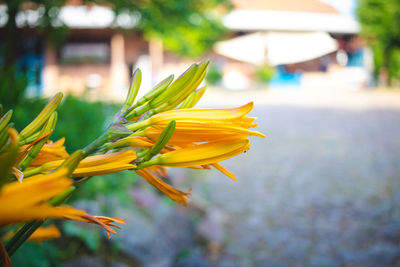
[357,0,400,85]
[0,0,232,107]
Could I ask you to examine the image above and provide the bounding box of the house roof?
[233,0,340,14]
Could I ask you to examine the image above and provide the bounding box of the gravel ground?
[170,89,400,267]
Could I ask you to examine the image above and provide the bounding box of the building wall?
[42,30,149,101]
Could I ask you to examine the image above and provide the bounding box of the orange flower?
[28,138,69,166]
[39,150,137,177]
[137,123,264,146]
[28,225,61,242]
[140,139,250,168]
[135,168,191,205]
[0,168,125,237]
[0,168,86,226]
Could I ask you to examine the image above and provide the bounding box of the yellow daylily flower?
[140,139,250,168]
[0,168,125,237]
[138,123,264,146]
[0,168,86,226]
[28,225,61,242]
[149,102,255,123]
[40,150,137,177]
[212,163,237,181]
[28,138,69,166]
[127,102,256,131]
[135,168,191,205]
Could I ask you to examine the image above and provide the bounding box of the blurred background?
[1,0,400,266]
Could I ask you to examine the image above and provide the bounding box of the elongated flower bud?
[143,120,175,161]
[161,60,209,111]
[191,86,207,108]
[20,93,63,141]
[121,69,142,114]
[178,91,197,109]
[150,64,198,109]
[130,75,173,109]
[0,129,19,188]
[0,110,12,135]
[19,112,58,171]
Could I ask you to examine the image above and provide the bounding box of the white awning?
[223,10,360,34]
[214,31,339,66]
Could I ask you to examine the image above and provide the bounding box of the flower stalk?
[0,61,265,264]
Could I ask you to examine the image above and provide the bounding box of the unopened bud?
[20,93,63,141]
[122,69,142,114]
[18,112,58,171]
[143,120,175,162]
[0,110,13,134]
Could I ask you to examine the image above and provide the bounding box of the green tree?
[357,0,400,85]
[0,0,232,107]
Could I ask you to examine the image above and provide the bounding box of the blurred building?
[0,0,370,100]
[0,4,155,100]
[213,0,371,90]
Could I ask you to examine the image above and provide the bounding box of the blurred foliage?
[12,241,60,267]
[205,64,223,85]
[357,0,400,85]
[255,65,275,83]
[62,222,102,252]
[0,65,28,110]
[9,95,140,265]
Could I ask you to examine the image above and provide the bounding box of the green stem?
[82,131,111,157]
[5,220,43,257]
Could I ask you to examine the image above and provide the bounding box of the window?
[60,43,109,64]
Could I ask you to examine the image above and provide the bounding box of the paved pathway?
[175,90,400,267]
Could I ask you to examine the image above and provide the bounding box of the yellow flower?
[149,102,255,124]
[40,150,137,177]
[138,123,264,146]
[0,168,86,226]
[135,168,191,205]
[127,102,257,132]
[140,139,250,168]
[28,138,69,166]
[28,225,61,242]
[0,168,125,237]
[72,150,137,177]
[211,163,237,181]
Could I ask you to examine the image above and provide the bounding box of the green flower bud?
[142,120,175,162]
[121,68,142,114]
[149,64,199,109]
[160,59,209,111]
[18,112,58,171]
[178,91,196,109]
[0,110,13,135]
[20,93,63,141]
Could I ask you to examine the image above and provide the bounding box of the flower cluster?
[0,61,264,264]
